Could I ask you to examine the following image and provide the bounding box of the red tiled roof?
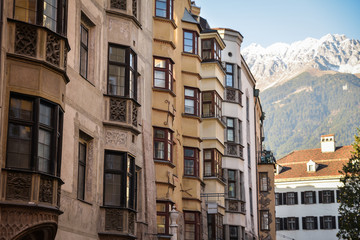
[275,145,354,180]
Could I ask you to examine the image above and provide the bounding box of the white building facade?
[275,135,352,240]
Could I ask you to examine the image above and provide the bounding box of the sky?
[195,0,360,48]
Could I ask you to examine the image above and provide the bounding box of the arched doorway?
[13,224,57,240]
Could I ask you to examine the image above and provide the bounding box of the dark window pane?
[184,148,194,157]
[184,159,194,175]
[105,153,124,170]
[104,173,122,205]
[39,103,52,126]
[7,123,32,169]
[78,164,85,199]
[109,46,126,63]
[108,65,126,96]
[38,129,52,173]
[9,98,33,121]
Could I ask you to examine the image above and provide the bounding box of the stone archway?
[12,223,57,240]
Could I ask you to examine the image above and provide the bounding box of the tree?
[337,128,360,240]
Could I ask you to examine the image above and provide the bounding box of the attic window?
[307,160,317,172]
[308,164,315,172]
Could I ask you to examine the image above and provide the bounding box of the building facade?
[275,134,352,240]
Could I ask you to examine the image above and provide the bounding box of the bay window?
[259,172,268,192]
[6,94,63,176]
[184,211,201,240]
[201,38,221,61]
[155,0,173,19]
[202,91,222,118]
[104,151,136,210]
[226,64,234,87]
[153,127,172,162]
[228,170,236,198]
[153,57,173,91]
[226,118,235,142]
[14,0,67,34]
[184,30,198,54]
[108,44,137,99]
[203,149,222,178]
[157,201,172,235]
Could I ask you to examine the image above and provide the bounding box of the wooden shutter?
[280,218,284,230]
[336,190,340,203]
[320,217,324,229]
[279,193,283,205]
[319,191,323,203]
[302,217,307,229]
[283,218,288,230]
[330,190,335,203]
[314,217,318,229]
[294,192,298,204]
[313,191,316,203]
[338,216,341,229]
[301,192,305,204]
[331,216,336,229]
[283,193,287,205]
[295,218,299,230]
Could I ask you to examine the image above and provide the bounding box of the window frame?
[155,0,173,19]
[226,63,234,87]
[80,24,89,79]
[202,91,222,119]
[153,127,173,162]
[156,201,172,235]
[203,149,222,178]
[184,147,199,177]
[153,57,174,91]
[227,169,236,198]
[226,118,235,142]
[320,216,336,230]
[103,150,136,210]
[207,213,223,240]
[319,190,334,204]
[259,172,268,192]
[302,216,318,230]
[201,38,221,61]
[13,0,67,35]
[260,210,270,231]
[184,211,201,240]
[183,30,198,55]
[287,217,299,230]
[184,87,200,116]
[107,44,138,100]
[229,225,239,240]
[6,93,63,176]
[77,141,87,200]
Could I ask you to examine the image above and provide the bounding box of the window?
[301,191,316,204]
[302,216,317,230]
[275,193,282,206]
[226,64,234,87]
[246,97,249,121]
[285,192,298,205]
[319,190,335,203]
[6,94,63,176]
[202,91,222,118]
[276,218,282,231]
[153,57,173,91]
[103,151,136,209]
[14,0,67,34]
[184,211,201,240]
[204,149,222,178]
[183,30,198,54]
[77,142,86,200]
[226,118,235,142]
[157,201,172,235]
[286,217,299,230]
[320,216,336,229]
[184,87,200,116]
[249,188,253,215]
[108,44,137,99]
[201,39,221,61]
[228,170,236,198]
[184,147,199,177]
[247,144,251,167]
[80,24,88,79]
[208,213,223,240]
[153,128,172,162]
[155,0,173,19]
[260,210,270,231]
[229,226,238,240]
[259,172,268,192]
[110,0,126,10]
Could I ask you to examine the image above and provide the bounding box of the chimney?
[321,134,335,153]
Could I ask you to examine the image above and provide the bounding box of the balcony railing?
[225,143,244,158]
[259,150,276,164]
[225,87,243,106]
[98,207,136,238]
[226,199,246,214]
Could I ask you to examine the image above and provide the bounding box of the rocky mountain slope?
[243,34,360,90]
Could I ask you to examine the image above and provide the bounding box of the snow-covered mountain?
[242,34,360,90]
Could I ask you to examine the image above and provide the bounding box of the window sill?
[157,234,173,239]
[153,16,177,29]
[181,52,202,62]
[103,94,141,107]
[153,87,176,97]
[80,74,95,87]
[105,9,142,29]
[3,167,64,184]
[77,198,93,206]
[154,160,176,168]
[100,205,137,213]
[181,113,201,122]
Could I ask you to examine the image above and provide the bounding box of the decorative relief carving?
[15,23,37,57]
[39,177,53,204]
[228,200,238,211]
[259,196,271,209]
[226,88,236,101]
[6,172,32,201]
[128,212,136,235]
[111,0,127,10]
[57,185,61,207]
[63,47,68,70]
[0,206,58,240]
[46,33,61,66]
[105,208,123,231]
[105,129,127,146]
[227,144,237,156]
[132,103,138,127]
[132,0,137,17]
[110,98,127,122]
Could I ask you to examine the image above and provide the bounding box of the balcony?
[225,143,243,159]
[226,199,246,214]
[0,169,62,239]
[224,87,242,106]
[98,207,136,239]
[259,150,276,164]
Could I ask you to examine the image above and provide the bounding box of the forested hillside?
[261,72,360,158]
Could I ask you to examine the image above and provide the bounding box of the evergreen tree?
[337,128,360,240]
